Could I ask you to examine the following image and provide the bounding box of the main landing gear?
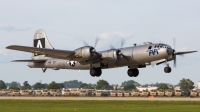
[90,68,102,77]
[164,64,172,73]
[127,69,139,77]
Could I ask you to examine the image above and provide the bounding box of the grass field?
[0,100,200,112]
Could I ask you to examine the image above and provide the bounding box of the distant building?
[197,81,200,92]
[174,86,180,90]
[117,86,123,90]
[136,86,157,91]
[111,84,118,90]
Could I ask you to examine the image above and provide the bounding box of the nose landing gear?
[164,64,172,73]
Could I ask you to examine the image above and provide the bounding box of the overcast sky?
[0,0,200,86]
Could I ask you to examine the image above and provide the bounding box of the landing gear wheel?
[96,68,102,77]
[90,68,96,77]
[90,68,102,77]
[164,67,171,73]
[127,69,139,77]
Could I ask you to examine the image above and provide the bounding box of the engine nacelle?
[167,55,174,61]
[101,49,121,63]
[74,46,95,59]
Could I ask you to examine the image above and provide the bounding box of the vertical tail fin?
[32,29,54,59]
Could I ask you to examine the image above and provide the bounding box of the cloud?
[0,49,7,56]
[0,50,9,63]
[96,31,132,50]
[0,24,31,32]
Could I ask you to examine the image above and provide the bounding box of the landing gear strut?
[127,69,139,77]
[164,64,171,73]
[90,68,102,77]
[42,68,47,73]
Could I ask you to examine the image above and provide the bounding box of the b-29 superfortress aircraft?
[6,29,197,77]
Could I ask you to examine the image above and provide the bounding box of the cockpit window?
[155,44,168,48]
[167,46,172,49]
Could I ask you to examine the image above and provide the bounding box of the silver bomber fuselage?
[28,43,172,70]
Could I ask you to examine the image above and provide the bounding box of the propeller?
[83,40,89,46]
[110,44,115,50]
[83,36,101,57]
[109,38,129,62]
[94,36,100,48]
[171,38,197,68]
[172,38,176,68]
[83,36,100,48]
[121,38,125,49]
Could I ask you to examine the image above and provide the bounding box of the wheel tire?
[96,68,102,77]
[168,67,172,73]
[164,67,168,73]
[90,68,96,77]
[90,68,102,77]
[133,69,139,77]
[127,69,133,77]
[127,69,139,77]
[164,67,172,73]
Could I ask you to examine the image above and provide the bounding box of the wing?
[6,45,75,60]
[11,59,47,63]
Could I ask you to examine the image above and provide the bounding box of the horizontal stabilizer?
[12,59,47,63]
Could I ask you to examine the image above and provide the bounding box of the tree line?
[0,78,195,91]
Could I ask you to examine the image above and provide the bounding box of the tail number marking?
[34,38,45,56]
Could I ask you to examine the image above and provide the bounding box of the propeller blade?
[121,38,125,48]
[151,64,155,68]
[110,44,115,49]
[173,38,176,50]
[176,51,197,55]
[174,55,176,68]
[172,38,176,68]
[94,36,100,48]
[171,38,197,68]
[83,40,89,46]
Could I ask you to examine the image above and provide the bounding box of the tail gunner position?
[6,29,197,77]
